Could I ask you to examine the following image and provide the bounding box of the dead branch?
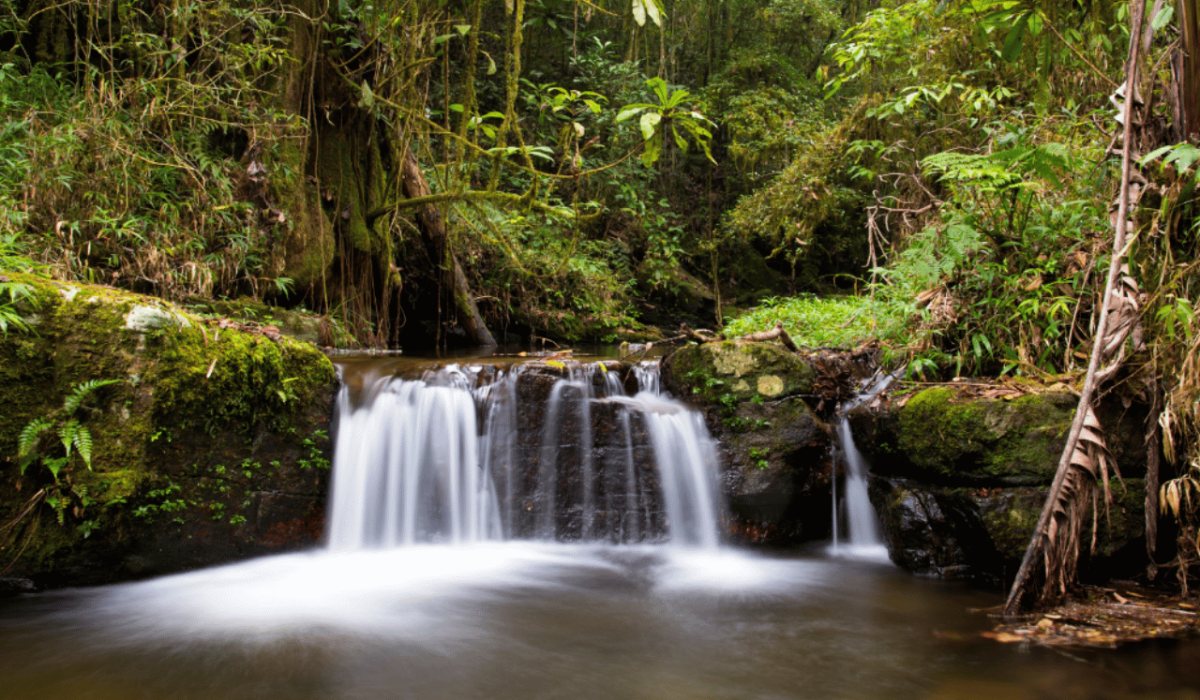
[738,321,799,353]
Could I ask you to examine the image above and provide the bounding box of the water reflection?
[1,545,1198,700]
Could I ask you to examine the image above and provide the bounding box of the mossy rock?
[719,397,833,545]
[185,297,355,348]
[662,340,815,405]
[0,274,337,588]
[890,387,1076,484]
[870,477,1146,584]
[661,342,831,545]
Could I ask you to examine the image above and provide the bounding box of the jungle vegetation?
[3,0,1200,600]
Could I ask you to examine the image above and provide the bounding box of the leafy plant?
[17,379,122,479]
[617,77,716,167]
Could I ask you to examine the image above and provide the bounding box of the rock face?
[850,386,1149,584]
[0,274,337,588]
[663,341,835,545]
[500,364,669,542]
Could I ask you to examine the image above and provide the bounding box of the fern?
[58,419,79,459]
[64,378,121,414]
[74,425,94,469]
[18,417,51,457]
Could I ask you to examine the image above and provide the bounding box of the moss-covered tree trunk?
[399,148,497,347]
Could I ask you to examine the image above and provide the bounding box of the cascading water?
[829,370,897,561]
[328,359,722,548]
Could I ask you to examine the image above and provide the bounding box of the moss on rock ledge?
[662,341,830,544]
[892,387,1076,483]
[0,274,337,588]
[663,340,814,404]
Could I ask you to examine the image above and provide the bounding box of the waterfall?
[829,371,897,561]
[328,360,722,550]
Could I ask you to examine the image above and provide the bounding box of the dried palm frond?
[1040,407,1120,602]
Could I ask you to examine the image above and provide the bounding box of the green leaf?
[18,418,52,457]
[65,379,120,414]
[1139,145,1176,166]
[616,105,650,122]
[59,419,79,457]
[75,426,94,469]
[639,111,662,141]
[647,77,670,105]
[632,0,646,26]
[641,131,662,167]
[643,0,664,27]
[1152,4,1174,31]
[1002,12,1031,61]
[672,124,688,152]
[455,24,471,36]
[359,81,374,109]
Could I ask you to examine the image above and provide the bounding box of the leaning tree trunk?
[399,149,497,347]
[1003,0,1147,616]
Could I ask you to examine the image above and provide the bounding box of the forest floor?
[980,584,1199,648]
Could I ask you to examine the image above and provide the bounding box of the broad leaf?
[639,111,661,141]
[1002,13,1031,62]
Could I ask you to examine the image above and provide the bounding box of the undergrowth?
[724,293,906,349]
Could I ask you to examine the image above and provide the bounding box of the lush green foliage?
[725,293,905,349]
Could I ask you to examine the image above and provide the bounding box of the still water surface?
[1,543,1198,700]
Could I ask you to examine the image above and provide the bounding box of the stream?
[1,355,1199,699]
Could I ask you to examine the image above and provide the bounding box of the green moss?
[0,275,336,581]
[273,139,335,287]
[667,341,815,404]
[317,129,386,255]
[148,323,335,438]
[896,387,1074,482]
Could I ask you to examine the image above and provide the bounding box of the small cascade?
[329,359,722,549]
[328,366,504,549]
[829,371,897,561]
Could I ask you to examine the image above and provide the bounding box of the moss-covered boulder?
[871,477,1147,585]
[0,274,337,588]
[851,384,1150,583]
[890,387,1075,483]
[184,297,356,348]
[662,340,815,404]
[662,341,831,544]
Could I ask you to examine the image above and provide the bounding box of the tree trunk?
[399,149,497,347]
[1179,0,1200,140]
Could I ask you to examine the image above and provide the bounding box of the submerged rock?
[0,274,337,588]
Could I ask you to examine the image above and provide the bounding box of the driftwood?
[622,324,720,363]
[399,148,497,347]
[738,321,799,353]
[1003,0,1146,616]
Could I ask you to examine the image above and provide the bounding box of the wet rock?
[0,578,37,598]
[853,384,1151,583]
[662,340,815,403]
[664,341,835,545]
[0,274,336,588]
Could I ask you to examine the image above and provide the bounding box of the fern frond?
[18,418,52,457]
[74,426,94,469]
[58,419,79,457]
[64,378,121,414]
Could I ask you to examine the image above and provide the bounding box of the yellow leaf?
[546,360,566,369]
